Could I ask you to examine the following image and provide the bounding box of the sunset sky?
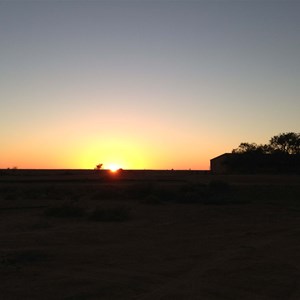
[1,0,299,170]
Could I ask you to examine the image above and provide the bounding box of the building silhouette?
[211,153,300,174]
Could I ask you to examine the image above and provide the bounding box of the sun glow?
[108,163,121,172]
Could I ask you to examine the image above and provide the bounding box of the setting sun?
[108,164,121,172]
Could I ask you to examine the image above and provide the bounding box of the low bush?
[3,193,19,201]
[179,183,208,203]
[177,181,235,204]
[90,185,121,200]
[140,194,163,205]
[182,191,203,203]
[31,220,51,230]
[205,180,234,204]
[154,186,179,202]
[1,249,48,266]
[88,206,131,222]
[44,204,85,218]
[129,182,155,199]
[208,180,231,193]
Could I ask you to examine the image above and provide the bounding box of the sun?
[108,163,121,172]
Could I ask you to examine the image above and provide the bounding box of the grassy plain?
[0,170,300,299]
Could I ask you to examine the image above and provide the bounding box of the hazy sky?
[1,0,299,169]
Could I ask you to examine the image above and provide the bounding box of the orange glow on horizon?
[107,163,121,172]
[0,131,214,170]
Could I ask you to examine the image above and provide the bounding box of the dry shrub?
[140,194,163,205]
[1,249,48,266]
[88,206,131,222]
[208,180,231,193]
[44,204,85,218]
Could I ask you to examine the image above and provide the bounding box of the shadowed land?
[0,170,300,299]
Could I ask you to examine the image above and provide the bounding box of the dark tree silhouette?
[95,164,103,170]
[232,143,271,154]
[232,132,300,155]
[269,132,300,154]
[233,143,260,153]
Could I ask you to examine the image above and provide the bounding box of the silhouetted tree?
[269,132,300,154]
[95,164,103,170]
[232,143,257,153]
[232,132,300,155]
[232,143,270,154]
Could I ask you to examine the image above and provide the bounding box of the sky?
[1,0,299,170]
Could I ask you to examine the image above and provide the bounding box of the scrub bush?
[88,206,131,222]
[44,204,85,218]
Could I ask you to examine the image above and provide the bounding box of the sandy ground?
[0,175,300,299]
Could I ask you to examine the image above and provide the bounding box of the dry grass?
[0,171,300,299]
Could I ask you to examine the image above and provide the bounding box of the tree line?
[232,132,300,155]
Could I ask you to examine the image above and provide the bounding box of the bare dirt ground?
[0,171,300,299]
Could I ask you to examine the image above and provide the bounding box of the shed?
[210,153,300,174]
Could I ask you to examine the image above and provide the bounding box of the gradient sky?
[1,0,299,170]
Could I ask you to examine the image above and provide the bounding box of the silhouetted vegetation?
[224,132,300,174]
[175,181,235,204]
[1,249,48,267]
[44,203,85,218]
[233,132,300,154]
[95,163,103,170]
[140,194,163,205]
[88,206,131,222]
[179,183,208,203]
[1,170,300,300]
[206,180,234,204]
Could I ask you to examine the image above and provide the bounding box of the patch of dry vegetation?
[44,203,85,218]
[88,206,131,222]
[0,174,300,299]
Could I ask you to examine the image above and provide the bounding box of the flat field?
[0,170,300,299]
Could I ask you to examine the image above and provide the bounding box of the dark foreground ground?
[0,170,300,299]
